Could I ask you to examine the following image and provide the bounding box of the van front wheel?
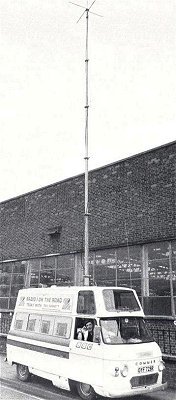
[76,382,96,400]
[16,364,31,382]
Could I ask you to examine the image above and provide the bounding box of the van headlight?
[114,367,120,377]
[120,364,128,377]
[158,361,165,372]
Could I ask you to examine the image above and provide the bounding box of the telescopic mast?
[70,1,102,286]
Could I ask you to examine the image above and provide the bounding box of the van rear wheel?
[16,364,31,382]
[76,382,96,400]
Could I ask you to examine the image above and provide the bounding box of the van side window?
[27,314,41,333]
[14,313,28,331]
[15,319,23,330]
[77,291,96,314]
[41,320,50,334]
[40,315,54,335]
[53,317,72,339]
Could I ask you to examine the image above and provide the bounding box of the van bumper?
[94,381,167,398]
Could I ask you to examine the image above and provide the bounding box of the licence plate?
[138,365,154,374]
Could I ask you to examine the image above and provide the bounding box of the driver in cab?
[77,320,94,342]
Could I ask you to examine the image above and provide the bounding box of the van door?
[69,317,103,389]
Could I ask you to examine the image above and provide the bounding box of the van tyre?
[16,364,31,382]
[76,382,96,400]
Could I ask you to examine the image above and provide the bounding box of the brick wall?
[146,318,176,356]
[0,141,175,260]
[165,360,176,389]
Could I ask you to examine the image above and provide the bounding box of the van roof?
[18,286,136,293]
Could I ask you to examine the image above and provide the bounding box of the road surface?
[0,356,175,400]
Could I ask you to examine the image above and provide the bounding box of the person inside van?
[77,319,94,342]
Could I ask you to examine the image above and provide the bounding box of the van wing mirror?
[93,326,101,344]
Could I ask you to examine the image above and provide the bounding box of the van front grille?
[130,373,158,388]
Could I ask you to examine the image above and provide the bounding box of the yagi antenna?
[70,1,103,22]
[70,1,102,286]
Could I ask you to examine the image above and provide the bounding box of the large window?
[28,254,75,288]
[0,254,75,311]
[0,261,26,310]
[116,246,141,297]
[143,242,175,316]
[90,247,141,298]
[89,241,176,317]
[0,241,175,317]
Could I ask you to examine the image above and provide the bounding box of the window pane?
[149,260,170,280]
[28,259,40,272]
[14,313,28,330]
[40,270,55,286]
[0,263,13,273]
[149,279,170,297]
[30,272,39,286]
[94,249,116,286]
[40,257,55,271]
[27,318,36,332]
[148,242,170,302]
[11,285,24,297]
[119,279,141,296]
[143,297,171,316]
[0,298,9,308]
[77,291,96,314]
[148,242,169,260]
[0,274,11,285]
[40,257,56,285]
[53,316,72,338]
[12,274,25,285]
[93,247,141,288]
[117,246,141,279]
[40,315,54,335]
[103,289,140,312]
[56,255,75,286]
[27,314,41,332]
[27,260,40,286]
[9,298,17,309]
[0,286,10,297]
[41,320,50,334]
[13,261,26,274]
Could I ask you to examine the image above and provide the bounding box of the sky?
[0,0,176,202]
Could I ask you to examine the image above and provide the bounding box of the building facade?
[0,141,176,358]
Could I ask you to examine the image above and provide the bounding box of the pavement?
[0,354,175,400]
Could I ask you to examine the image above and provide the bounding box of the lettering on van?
[17,295,72,312]
[76,342,93,350]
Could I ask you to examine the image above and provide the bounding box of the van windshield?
[100,317,153,344]
[103,289,140,312]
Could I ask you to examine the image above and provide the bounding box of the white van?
[7,286,167,399]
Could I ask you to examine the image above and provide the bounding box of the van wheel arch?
[16,364,31,382]
[69,379,77,394]
[76,382,96,400]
